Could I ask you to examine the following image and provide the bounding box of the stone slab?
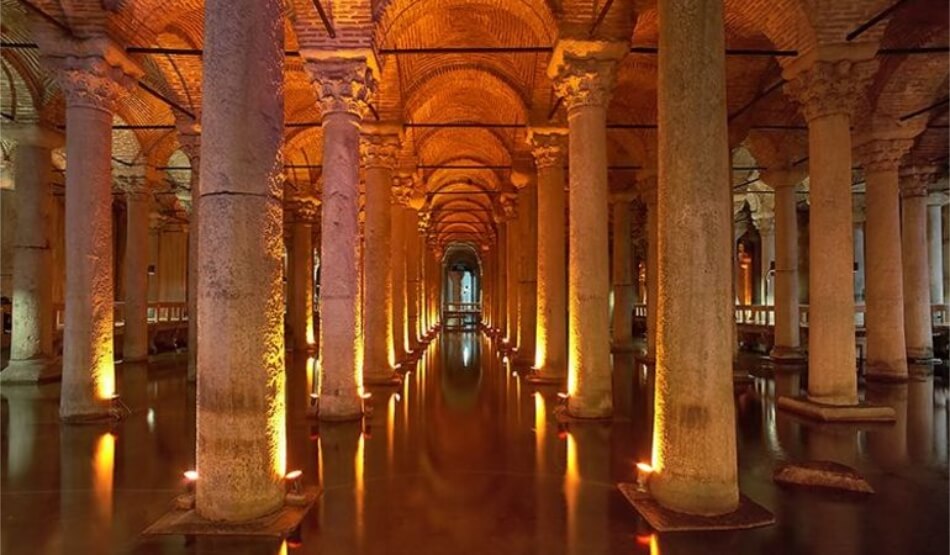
[773,461,874,494]
[617,483,775,532]
[142,488,319,538]
[777,396,896,423]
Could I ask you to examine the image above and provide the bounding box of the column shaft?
[362,162,396,380]
[902,181,933,360]
[391,205,408,360]
[506,219,520,345]
[770,174,802,360]
[291,217,315,351]
[928,202,945,305]
[406,211,422,351]
[122,187,151,362]
[611,198,635,352]
[516,183,538,364]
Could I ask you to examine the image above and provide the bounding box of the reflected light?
[534,393,546,470]
[306,357,316,401]
[94,432,115,518]
[387,393,397,465]
[97,360,116,401]
[565,431,579,551]
[636,534,661,555]
[147,408,155,432]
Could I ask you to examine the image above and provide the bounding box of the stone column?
[305,55,376,420]
[514,172,538,365]
[610,192,636,352]
[900,166,937,362]
[391,186,411,361]
[527,128,568,381]
[406,192,424,351]
[289,197,319,352]
[1,125,62,382]
[49,51,141,421]
[118,173,152,363]
[928,192,947,305]
[856,137,912,380]
[640,178,658,361]
[650,0,738,516]
[502,195,520,346]
[782,47,878,407]
[549,40,625,418]
[177,123,201,381]
[494,217,508,338]
[853,198,867,303]
[754,215,775,305]
[196,0,286,521]
[360,126,401,383]
[766,170,804,361]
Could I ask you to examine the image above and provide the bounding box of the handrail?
[53,301,188,330]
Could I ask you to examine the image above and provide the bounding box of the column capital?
[900,165,942,198]
[511,170,533,190]
[759,168,804,191]
[548,40,626,112]
[4,123,64,149]
[609,190,637,204]
[752,212,775,236]
[928,190,949,207]
[175,120,201,167]
[499,192,518,220]
[782,46,878,122]
[392,178,415,206]
[114,171,152,201]
[855,137,914,173]
[853,195,867,223]
[304,53,378,120]
[360,124,402,169]
[287,196,321,222]
[526,127,568,169]
[635,175,657,205]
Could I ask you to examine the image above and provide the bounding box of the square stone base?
[777,396,896,423]
[617,483,775,532]
[143,488,319,538]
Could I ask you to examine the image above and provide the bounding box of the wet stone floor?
[1,332,948,555]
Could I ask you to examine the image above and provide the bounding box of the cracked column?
[361,125,401,383]
[289,197,319,352]
[513,171,538,366]
[549,40,624,418]
[177,123,201,381]
[765,170,805,362]
[856,136,913,380]
[117,171,152,363]
[610,191,636,353]
[195,0,286,521]
[306,53,377,420]
[46,46,141,421]
[1,124,62,383]
[781,45,888,416]
[527,128,567,382]
[900,166,938,363]
[929,191,948,306]
[638,176,658,362]
[650,0,738,515]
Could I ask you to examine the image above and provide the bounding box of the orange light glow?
[566,359,577,398]
[387,393,397,465]
[534,393,546,471]
[183,470,198,481]
[636,462,654,473]
[565,431,579,552]
[97,362,116,401]
[285,470,303,481]
[94,432,115,518]
[306,357,316,402]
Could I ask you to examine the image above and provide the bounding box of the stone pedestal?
[527,128,567,381]
[611,192,636,353]
[196,0,286,521]
[766,171,804,362]
[290,198,319,352]
[306,54,377,420]
[549,40,625,418]
[650,0,738,516]
[1,125,62,383]
[900,166,937,361]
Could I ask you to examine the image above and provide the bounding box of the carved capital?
[527,127,568,169]
[783,58,878,122]
[499,192,518,220]
[176,120,201,167]
[287,196,320,222]
[855,138,913,173]
[114,172,151,201]
[360,128,401,170]
[548,41,626,112]
[900,166,941,198]
[53,57,138,113]
[306,58,376,119]
[392,175,415,206]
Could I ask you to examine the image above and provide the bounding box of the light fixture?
[176,470,198,510]
[284,469,309,506]
[636,462,654,491]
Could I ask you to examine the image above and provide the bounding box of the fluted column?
[610,192,636,352]
[305,55,376,420]
[514,172,538,365]
[900,166,938,362]
[117,172,152,363]
[196,0,286,521]
[289,197,319,352]
[1,125,62,382]
[766,170,804,361]
[856,137,913,380]
[177,123,201,381]
[929,192,948,305]
[650,0,737,516]
[783,46,877,406]
[527,128,567,381]
[361,126,401,383]
[48,50,141,421]
[549,40,625,418]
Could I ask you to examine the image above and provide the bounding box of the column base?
[618,483,774,532]
[314,395,364,422]
[770,346,805,363]
[1,357,60,383]
[611,342,636,354]
[557,402,612,421]
[777,395,896,422]
[363,372,402,386]
[865,370,910,383]
[524,369,565,385]
[60,406,124,424]
[637,353,656,365]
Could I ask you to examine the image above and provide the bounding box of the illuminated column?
[391,184,411,361]
[783,46,877,406]
[766,170,804,361]
[753,214,775,305]
[196,0,286,520]
[549,40,624,418]
[900,166,937,362]
[929,192,948,305]
[305,54,376,420]
[289,197,319,352]
[651,0,738,515]
[610,192,636,352]
[528,128,567,381]
[1,125,61,382]
[494,217,508,338]
[639,177,658,361]
[406,192,424,351]
[501,195,520,345]
[177,123,201,381]
[361,126,401,382]
[856,137,912,380]
[49,49,141,420]
[117,172,152,363]
[514,172,538,365]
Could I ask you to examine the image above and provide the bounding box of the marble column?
[754,215,775,305]
[514,172,538,365]
[856,138,912,380]
[650,0,738,516]
[766,170,804,361]
[391,186,411,362]
[289,197,319,352]
[502,195,520,346]
[1,125,62,382]
[783,47,877,407]
[406,192,424,351]
[900,166,937,362]
[361,126,401,383]
[118,173,152,363]
[640,177,658,361]
[177,124,201,381]
[549,40,625,418]
[50,52,140,421]
[527,128,568,381]
[610,192,636,352]
[928,192,947,305]
[196,0,286,521]
[305,55,376,420]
